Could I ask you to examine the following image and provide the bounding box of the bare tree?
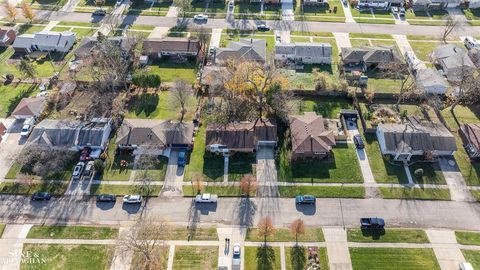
[289,219,306,245]
[117,218,171,270]
[170,79,193,123]
[173,0,192,17]
[449,59,477,113]
[240,174,257,197]
[4,1,18,22]
[135,152,159,197]
[382,62,417,109]
[192,174,204,194]
[257,217,275,246]
[267,87,301,123]
[16,145,77,178]
[441,15,463,43]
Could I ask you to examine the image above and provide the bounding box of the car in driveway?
[194,14,208,22]
[20,118,35,137]
[232,243,241,266]
[353,134,364,149]
[399,7,405,17]
[123,194,142,204]
[83,160,95,180]
[72,162,85,180]
[31,192,51,201]
[295,195,316,205]
[178,150,187,167]
[391,6,398,14]
[96,194,116,202]
[93,9,106,16]
[361,217,385,229]
[257,24,270,31]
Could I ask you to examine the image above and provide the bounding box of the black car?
[96,194,116,202]
[353,134,365,149]
[257,24,270,31]
[31,192,51,201]
[361,217,385,229]
[93,9,106,16]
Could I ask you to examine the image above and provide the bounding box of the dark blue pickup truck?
[361,217,385,229]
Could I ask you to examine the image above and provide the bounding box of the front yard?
[0,84,39,118]
[350,247,440,270]
[244,246,281,270]
[379,187,451,200]
[284,247,329,270]
[278,186,365,198]
[173,246,218,270]
[27,225,118,240]
[245,227,324,242]
[347,228,429,243]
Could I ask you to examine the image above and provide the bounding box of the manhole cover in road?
[448,160,456,166]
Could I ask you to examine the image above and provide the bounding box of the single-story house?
[415,68,449,94]
[356,0,404,9]
[376,117,457,162]
[340,46,403,72]
[430,44,475,82]
[116,119,194,154]
[142,37,200,60]
[74,36,134,59]
[304,0,328,5]
[275,42,332,65]
[289,112,336,159]
[213,38,266,65]
[27,118,112,151]
[0,27,17,47]
[205,120,277,153]
[11,97,46,119]
[411,0,461,10]
[12,31,76,54]
[459,124,480,159]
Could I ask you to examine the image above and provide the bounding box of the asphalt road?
[3,9,479,37]
[1,195,479,230]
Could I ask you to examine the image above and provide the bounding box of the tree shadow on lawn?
[128,92,160,117]
[228,152,256,181]
[290,246,306,270]
[360,228,386,240]
[288,158,336,181]
[202,153,224,181]
[256,246,276,270]
[409,162,444,185]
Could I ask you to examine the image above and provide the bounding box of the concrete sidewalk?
[427,229,467,270]
[438,158,474,202]
[323,227,353,270]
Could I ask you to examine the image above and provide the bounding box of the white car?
[20,118,35,137]
[123,195,142,204]
[464,36,480,50]
[195,193,218,203]
[232,243,241,266]
[208,144,229,153]
[194,14,208,22]
[72,162,85,180]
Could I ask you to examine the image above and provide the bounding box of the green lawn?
[130,247,169,270]
[279,144,363,183]
[20,25,46,34]
[472,190,480,202]
[234,3,281,20]
[285,246,329,270]
[408,162,445,185]
[173,246,218,270]
[245,227,324,242]
[278,186,365,198]
[136,60,197,84]
[27,0,68,10]
[348,228,429,243]
[27,225,118,239]
[57,21,100,27]
[367,77,403,94]
[244,246,281,270]
[183,184,254,197]
[463,250,480,270]
[355,18,395,24]
[0,182,68,196]
[349,33,393,39]
[0,84,39,117]
[170,226,218,241]
[298,97,352,118]
[380,187,451,200]
[21,244,113,270]
[350,247,440,270]
[0,224,5,238]
[456,231,480,245]
[89,184,162,196]
[100,137,132,181]
[126,91,197,122]
[408,41,441,61]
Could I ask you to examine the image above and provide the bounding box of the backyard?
[136,60,198,84]
[0,83,39,118]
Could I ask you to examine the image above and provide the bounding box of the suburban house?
[12,31,76,54]
[0,27,17,47]
[11,97,46,119]
[376,117,457,162]
[415,68,449,94]
[340,46,403,72]
[275,42,332,65]
[27,118,112,151]
[411,0,461,10]
[355,0,404,9]
[303,0,328,5]
[115,119,194,155]
[213,38,266,65]
[459,124,480,159]
[468,0,480,8]
[75,36,134,59]
[205,120,277,153]
[289,112,336,159]
[430,44,475,82]
[141,37,200,61]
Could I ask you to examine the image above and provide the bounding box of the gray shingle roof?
[276,42,332,58]
[216,38,266,63]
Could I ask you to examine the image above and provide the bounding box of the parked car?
[353,134,364,149]
[80,147,92,161]
[208,144,229,154]
[93,9,106,16]
[83,160,95,180]
[195,193,218,203]
[72,162,85,180]
[360,217,385,229]
[464,36,480,50]
[391,6,398,14]
[460,262,474,270]
[178,150,187,167]
[232,243,241,266]
[96,194,116,202]
[257,24,270,31]
[31,192,51,201]
[399,7,405,17]
[295,195,316,205]
[20,118,35,137]
[123,194,142,204]
[194,14,208,22]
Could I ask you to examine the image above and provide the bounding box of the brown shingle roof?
[11,97,46,117]
[289,112,336,154]
[205,120,277,151]
[142,37,200,55]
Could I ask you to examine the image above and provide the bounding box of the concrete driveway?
[160,149,184,197]
[0,119,27,180]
